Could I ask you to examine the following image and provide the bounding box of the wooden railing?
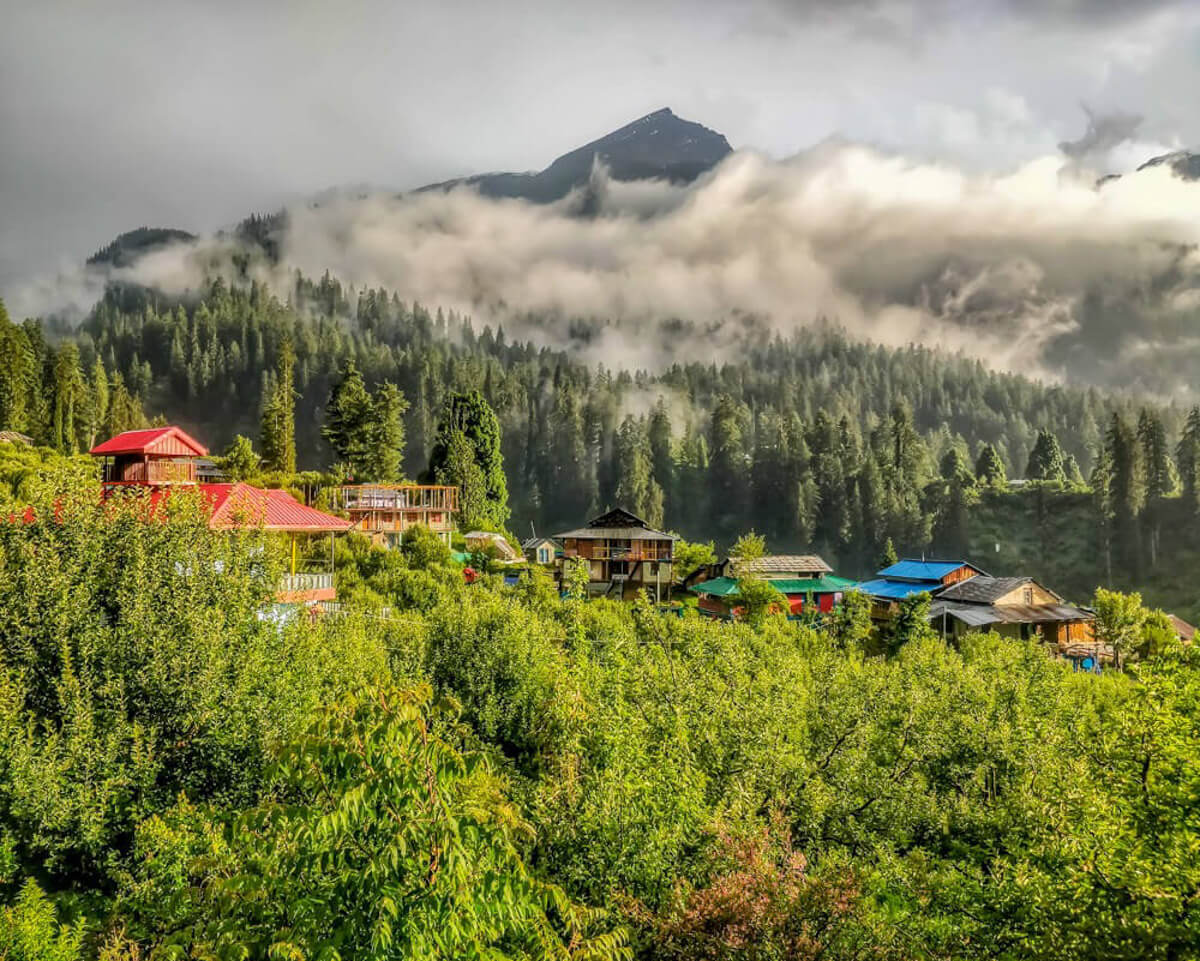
[339,485,459,512]
[104,459,197,484]
[564,542,673,562]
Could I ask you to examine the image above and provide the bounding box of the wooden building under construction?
[337,484,459,547]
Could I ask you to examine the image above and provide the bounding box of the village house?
[859,556,1100,665]
[857,559,987,618]
[522,536,561,566]
[927,576,1095,646]
[464,530,521,562]
[690,571,857,619]
[687,553,856,619]
[90,426,351,607]
[719,554,834,580]
[554,507,676,601]
[336,483,458,547]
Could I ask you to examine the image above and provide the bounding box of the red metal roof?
[90,426,209,457]
[201,484,352,533]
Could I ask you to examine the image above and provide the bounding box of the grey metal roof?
[521,536,561,549]
[929,600,1093,626]
[554,526,678,541]
[730,554,832,575]
[936,576,1038,604]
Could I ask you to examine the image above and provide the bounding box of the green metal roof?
[689,575,857,598]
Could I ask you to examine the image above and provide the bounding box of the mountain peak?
[421,107,732,204]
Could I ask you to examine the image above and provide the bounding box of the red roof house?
[89,427,349,605]
[91,426,209,486]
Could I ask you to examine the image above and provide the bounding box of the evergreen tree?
[219,434,261,481]
[322,360,375,479]
[0,301,36,435]
[1176,406,1200,510]
[50,344,85,453]
[261,339,297,474]
[974,443,1006,488]
[1026,429,1066,483]
[364,382,408,483]
[428,391,509,528]
[647,400,675,525]
[1136,409,1176,500]
[1103,413,1145,576]
[84,358,109,451]
[880,537,899,569]
[612,416,664,528]
[437,429,489,530]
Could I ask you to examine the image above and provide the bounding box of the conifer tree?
[428,391,509,527]
[322,360,374,479]
[1026,429,1066,483]
[364,382,408,483]
[613,415,664,529]
[260,339,296,475]
[1176,406,1200,510]
[974,443,1006,488]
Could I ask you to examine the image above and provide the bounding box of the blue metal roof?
[857,578,939,600]
[876,559,975,581]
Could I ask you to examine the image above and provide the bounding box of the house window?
[539,548,549,563]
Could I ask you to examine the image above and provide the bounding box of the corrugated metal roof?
[876,559,984,581]
[733,555,833,575]
[688,577,741,597]
[90,426,209,457]
[692,575,858,598]
[929,600,1093,625]
[937,576,1039,604]
[858,578,939,600]
[203,484,351,533]
[554,526,678,541]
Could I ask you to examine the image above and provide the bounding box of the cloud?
[255,144,1200,394]
[21,137,1200,399]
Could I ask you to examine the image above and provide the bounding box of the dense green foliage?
[0,456,1197,959]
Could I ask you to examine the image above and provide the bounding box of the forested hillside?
[0,452,1196,960]
[3,276,1199,612]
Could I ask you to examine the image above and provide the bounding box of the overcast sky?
[3,0,1200,288]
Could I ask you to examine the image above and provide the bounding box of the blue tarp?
[876,559,974,581]
[857,578,939,600]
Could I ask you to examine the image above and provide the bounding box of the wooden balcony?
[339,485,458,512]
[103,458,197,485]
[339,485,458,535]
[562,539,673,562]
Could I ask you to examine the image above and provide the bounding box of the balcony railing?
[278,572,335,596]
[103,459,197,485]
[563,543,673,562]
[339,485,459,512]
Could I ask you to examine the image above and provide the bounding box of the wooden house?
[89,427,351,607]
[927,576,1095,647]
[554,507,676,601]
[336,484,458,547]
[858,559,987,619]
[91,426,209,487]
[522,536,561,566]
[690,573,857,619]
